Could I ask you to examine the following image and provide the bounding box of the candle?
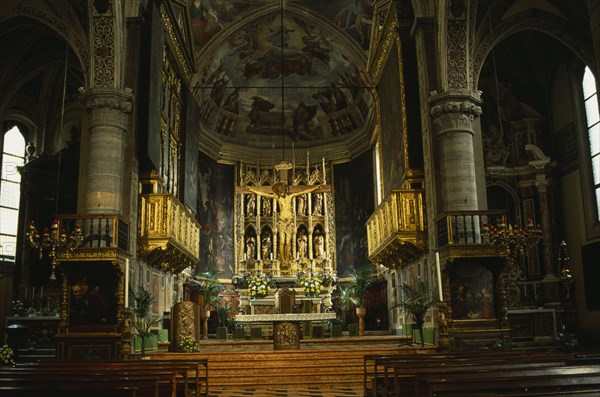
[306,150,310,175]
[125,258,129,308]
[240,160,243,182]
[270,253,273,260]
[435,252,443,301]
[322,157,326,184]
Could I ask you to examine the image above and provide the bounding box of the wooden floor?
[144,334,429,397]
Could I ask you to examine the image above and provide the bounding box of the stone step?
[148,337,421,389]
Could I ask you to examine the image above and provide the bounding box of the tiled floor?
[207,386,363,397]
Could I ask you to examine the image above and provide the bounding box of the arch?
[486,181,522,225]
[0,11,90,88]
[473,10,595,84]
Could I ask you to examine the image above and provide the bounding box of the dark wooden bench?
[419,365,600,397]
[1,358,209,397]
[364,351,576,397]
[0,368,175,397]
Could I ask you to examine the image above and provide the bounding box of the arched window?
[582,67,600,221]
[0,126,25,261]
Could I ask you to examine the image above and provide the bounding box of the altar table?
[233,313,336,349]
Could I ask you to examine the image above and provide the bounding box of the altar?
[234,313,336,349]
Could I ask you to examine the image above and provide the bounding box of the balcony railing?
[366,189,426,264]
[436,210,507,257]
[138,193,200,273]
[56,214,129,261]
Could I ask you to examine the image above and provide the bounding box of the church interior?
[1,0,599,395]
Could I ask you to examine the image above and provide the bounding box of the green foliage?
[397,281,435,348]
[398,281,435,328]
[189,271,225,310]
[131,287,162,339]
[348,265,376,307]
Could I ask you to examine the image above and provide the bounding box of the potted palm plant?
[348,264,376,336]
[188,271,224,340]
[131,287,161,355]
[398,281,435,348]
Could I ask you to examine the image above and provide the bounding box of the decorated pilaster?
[81,87,134,214]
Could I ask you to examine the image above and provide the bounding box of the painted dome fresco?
[188,0,376,150]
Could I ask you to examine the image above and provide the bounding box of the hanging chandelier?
[26,220,83,280]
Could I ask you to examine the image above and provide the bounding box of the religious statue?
[262,196,272,216]
[247,183,321,264]
[297,232,308,260]
[296,194,306,216]
[246,236,256,261]
[313,192,323,215]
[314,232,325,259]
[261,232,271,260]
[246,194,256,216]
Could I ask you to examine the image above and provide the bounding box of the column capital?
[429,90,482,116]
[80,87,134,114]
[80,87,134,130]
[429,90,482,135]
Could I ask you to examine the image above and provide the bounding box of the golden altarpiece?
[233,158,337,315]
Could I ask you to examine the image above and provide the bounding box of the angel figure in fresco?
[246,183,321,264]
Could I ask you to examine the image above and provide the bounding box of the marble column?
[81,87,134,214]
[429,91,483,211]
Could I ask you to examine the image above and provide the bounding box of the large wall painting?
[196,152,235,278]
[449,262,496,320]
[334,150,374,277]
[378,42,404,195]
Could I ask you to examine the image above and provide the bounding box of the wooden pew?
[0,358,210,397]
[389,357,573,397]
[419,365,600,397]
[364,351,576,397]
[0,368,175,397]
[16,358,208,396]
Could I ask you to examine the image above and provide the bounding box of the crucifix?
[237,161,331,265]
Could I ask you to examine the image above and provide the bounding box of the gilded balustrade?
[366,189,426,265]
[138,193,200,273]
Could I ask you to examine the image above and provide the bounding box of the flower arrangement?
[1,345,14,366]
[298,272,323,298]
[178,335,199,352]
[248,275,270,299]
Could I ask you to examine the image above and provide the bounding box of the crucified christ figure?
[247,182,321,264]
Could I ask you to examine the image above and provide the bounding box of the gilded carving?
[159,4,191,80]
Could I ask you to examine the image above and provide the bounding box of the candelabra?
[558,240,574,299]
[26,219,83,280]
[482,218,542,308]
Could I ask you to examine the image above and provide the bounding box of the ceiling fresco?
[187,0,377,148]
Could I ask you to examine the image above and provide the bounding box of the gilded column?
[81,87,134,214]
[429,91,482,211]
